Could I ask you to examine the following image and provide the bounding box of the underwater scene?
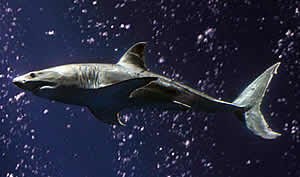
[1,0,299,177]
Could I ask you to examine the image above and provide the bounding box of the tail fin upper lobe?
[233,62,281,139]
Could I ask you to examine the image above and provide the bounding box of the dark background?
[0,0,299,177]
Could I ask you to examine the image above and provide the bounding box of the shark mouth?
[13,80,57,93]
[31,81,58,93]
[29,81,58,93]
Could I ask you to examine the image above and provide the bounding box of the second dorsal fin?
[117,42,148,70]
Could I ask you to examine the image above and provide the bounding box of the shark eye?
[30,73,37,78]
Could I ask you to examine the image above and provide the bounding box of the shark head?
[13,69,61,94]
[12,64,101,106]
[12,65,80,99]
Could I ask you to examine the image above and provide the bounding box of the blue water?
[1,1,299,176]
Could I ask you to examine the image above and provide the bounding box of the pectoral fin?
[91,77,157,98]
[88,107,126,126]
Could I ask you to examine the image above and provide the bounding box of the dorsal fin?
[117,42,148,70]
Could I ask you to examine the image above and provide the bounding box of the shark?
[13,42,281,139]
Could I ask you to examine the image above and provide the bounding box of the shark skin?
[13,42,281,139]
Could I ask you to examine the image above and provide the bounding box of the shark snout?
[13,76,37,91]
[13,76,27,89]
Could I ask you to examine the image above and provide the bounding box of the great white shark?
[13,42,281,139]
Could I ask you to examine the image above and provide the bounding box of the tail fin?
[233,62,281,139]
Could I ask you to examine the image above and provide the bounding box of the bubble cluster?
[0,2,61,177]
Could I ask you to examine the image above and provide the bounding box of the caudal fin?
[233,62,281,139]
